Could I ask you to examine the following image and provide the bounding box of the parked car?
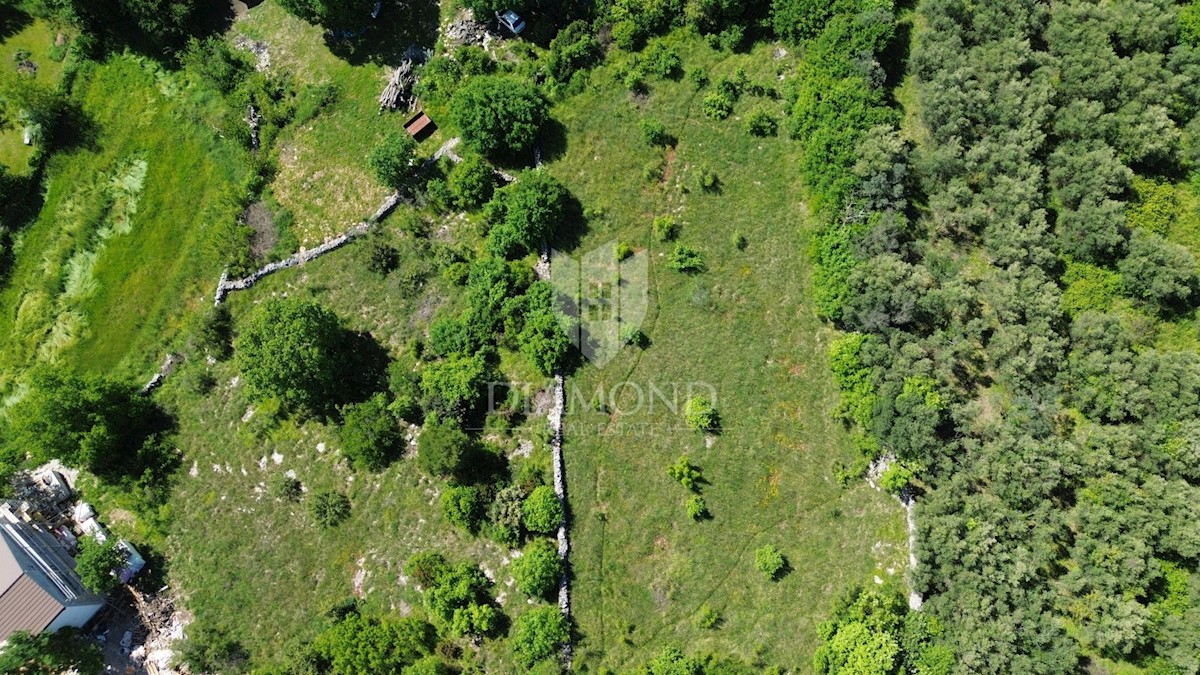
[497,9,526,35]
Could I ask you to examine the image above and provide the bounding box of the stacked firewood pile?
[379,60,416,112]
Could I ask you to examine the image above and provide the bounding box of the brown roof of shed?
[0,574,63,641]
[0,528,67,641]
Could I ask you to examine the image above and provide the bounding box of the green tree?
[339,393,403,471]
[75,537,127,594]
[441,485,485,533]
[417,416,470,478]
[683,396,719,431]
[448,154,497,210]
[5,368,160,481]
[312,613,435,674]
[0,629,103,674]
[486,172,570,258]
[1119,229,1199,310]
[511,606,570,667]
[523,485,563,534]
[753,544,785,580]
[512,538,563,599]
[368,131,419,192]
[451,76,547,159]
[234,298,345,416]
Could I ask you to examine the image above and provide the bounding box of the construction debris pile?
[445,15,489,46]
[379,60,417,112]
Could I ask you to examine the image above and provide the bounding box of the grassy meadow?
[0,53,250,392]
[544,36,908,671]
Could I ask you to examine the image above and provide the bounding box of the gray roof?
[0,514,100,641]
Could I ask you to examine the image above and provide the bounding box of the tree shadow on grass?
[326,0,441,67]
[0,4,31,43]
[334,329,392,407]
[537,117,569,165]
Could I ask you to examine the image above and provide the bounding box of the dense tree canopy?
[450,76,548,159]
[0,629,104,675]
[234,298,346,417]
[3,368,163,482]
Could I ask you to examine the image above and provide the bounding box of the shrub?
[642,42,682,79]
[448,155,496,210]
[696,166,720,192]
[417,416,470,478]
[643,158,665,183]
[512,538,563,599]
[368,131,419,192]
[340,393,403,471]
[620,325,648,347]
[879,463,914,495]
[695,604,720,629]
[363,236,400,276]
[754,544,786,580]
[731,231,748,250]
[688,68,709,90]
[405,552,448,586]
[702,92,734,119]
[310,491,352,528]
[75,537,127,594]
[192,303,233,359]
[547,20,601,81]
[441,485,486,533]
[451,76,547,159]
[667,455,702,491]
[746,110,778,136]
[668,244,706,273]
[406,655,452,675]
[683,396,719,431]
[716,25,745,52]
[422,178,455,213]
[616,242,634,261]
[267,473,303,501]
[511,606,570,667]
[523,485,563,534]
[487,484,526,546]
[652,215,679,241]
[641,118,672,147]
[686,494,708,520]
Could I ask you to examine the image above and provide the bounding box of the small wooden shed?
[404,111,436,141]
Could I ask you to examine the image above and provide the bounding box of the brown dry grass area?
[274,134,388,247]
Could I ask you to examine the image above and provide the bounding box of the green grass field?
[545,36,908,672]
[0,54,250,392]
